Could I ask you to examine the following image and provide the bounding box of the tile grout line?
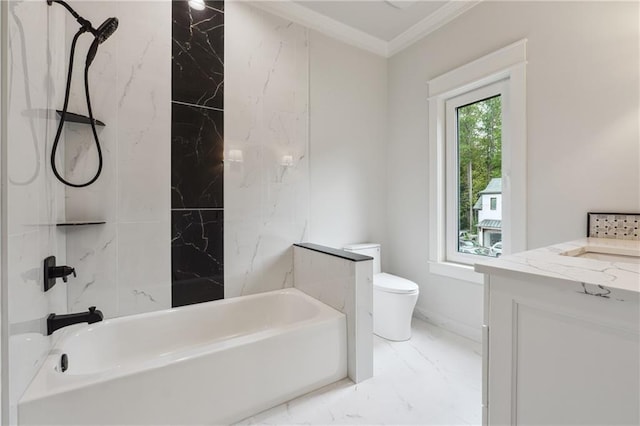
[171,99,224,112]
[171,208,224,211]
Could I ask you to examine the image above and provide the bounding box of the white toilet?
[343,243,419,341]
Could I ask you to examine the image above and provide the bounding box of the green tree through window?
[457,95,502,232]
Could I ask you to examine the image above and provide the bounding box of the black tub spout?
[47,306,103,335]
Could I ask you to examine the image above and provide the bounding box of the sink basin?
[561,245,640,264]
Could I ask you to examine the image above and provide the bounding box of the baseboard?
[413,307,482,343]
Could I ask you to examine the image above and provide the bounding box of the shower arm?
[47,0,96,35]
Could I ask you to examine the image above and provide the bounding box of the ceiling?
[293,1,448,42]
[252,1,479,57]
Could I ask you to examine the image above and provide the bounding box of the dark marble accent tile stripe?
[172,102,224,209]
[294,243,374,262]
[172,209,224,307]
[172,0,224,109]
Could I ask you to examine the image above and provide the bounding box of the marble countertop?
[474,238,640,294]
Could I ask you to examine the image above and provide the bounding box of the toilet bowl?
[343,243,419,341]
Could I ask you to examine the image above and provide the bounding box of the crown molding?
[245,0,480,58]
[387,1,482,57]
[247,1,389,57]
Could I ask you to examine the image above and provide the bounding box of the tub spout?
[47,306,103,335]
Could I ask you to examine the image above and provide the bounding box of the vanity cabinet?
[482,273,639,425]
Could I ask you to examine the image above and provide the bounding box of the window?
[427,40,527,283]
[446,83,504,262]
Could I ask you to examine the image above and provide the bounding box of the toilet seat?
[373,273,419,294]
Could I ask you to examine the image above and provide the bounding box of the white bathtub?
[18,288,347,425]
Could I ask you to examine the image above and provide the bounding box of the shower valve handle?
[44,256,77,291]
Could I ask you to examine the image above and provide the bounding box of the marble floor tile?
[236,319,482,425]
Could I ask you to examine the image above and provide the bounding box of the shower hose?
[50,28,103,188]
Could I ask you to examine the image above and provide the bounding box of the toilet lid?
[374,273,419,294]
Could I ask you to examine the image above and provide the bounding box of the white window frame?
[427,40,527,284]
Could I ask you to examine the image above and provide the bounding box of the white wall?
[63,1,172,318]
[307,31,388,255]
[5,1,67,421]
[387,1,640,340]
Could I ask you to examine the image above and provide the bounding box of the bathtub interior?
[56,289,327,376]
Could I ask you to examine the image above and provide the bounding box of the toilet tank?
[343,243,381,274]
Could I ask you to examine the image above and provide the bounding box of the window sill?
[428,261,484,285]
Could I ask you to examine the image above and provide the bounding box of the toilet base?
[373,289,419,341]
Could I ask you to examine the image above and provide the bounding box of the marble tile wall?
[171,0,225,307]
[64,1,172,318]
[225,2,309,298]
[293,245,373,383]
[5,1,67,421]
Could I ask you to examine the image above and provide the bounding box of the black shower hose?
[50,28,103,188]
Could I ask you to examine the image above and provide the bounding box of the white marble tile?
[6,2,68,420]
[353,260,373,382]
[7,0,53,235]
[225,225,299,298]
[117,282,171,317]
[225,1,309,298]
[63,122,117,221]
[117,221,171,315]
[8,333,51,412]
[8,232,49,327]
[65,223,118,318]
[293,247,353,310]
[116,221,170,287]
[235,319,482,425]
[224,219,263,299]
[115,0,171,223]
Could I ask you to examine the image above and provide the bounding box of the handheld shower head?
[86,17,118,66]
[96,17,119,43]
[47,1,118,66]
[47,0,120,187]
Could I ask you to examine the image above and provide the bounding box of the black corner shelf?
[56,110,105,127]
[56,221,106,227]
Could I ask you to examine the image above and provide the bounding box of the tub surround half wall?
[171,0,225,307]
[293,244,373,383]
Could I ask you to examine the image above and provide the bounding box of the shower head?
[94,17,119,44]
[47,1,119,66]
[86,18,119,66]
